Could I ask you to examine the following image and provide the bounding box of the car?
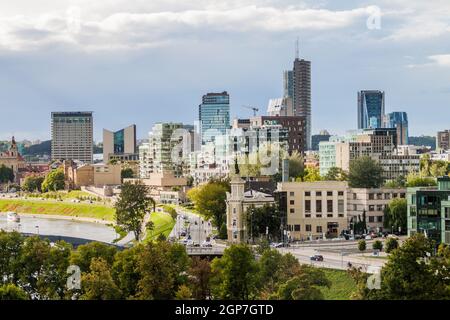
[180,231,187,237]
[186,240,194,246]
[310,255,324,262]
[365,235,372,240]
[201,241,213,248]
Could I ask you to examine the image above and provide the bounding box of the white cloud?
[429,54,450,67]
[0,4,375,52]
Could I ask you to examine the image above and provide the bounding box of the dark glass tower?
[357,90,385,129]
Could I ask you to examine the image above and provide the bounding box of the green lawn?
[144,212,176,242]
[319,268,357,300]
[0,199,115,221]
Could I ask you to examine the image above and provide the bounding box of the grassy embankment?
[0,198,115,221]
[144,212,176,242]
[319,268,357,300]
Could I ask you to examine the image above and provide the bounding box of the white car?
[201,241,212,248]
[365,235,372,240]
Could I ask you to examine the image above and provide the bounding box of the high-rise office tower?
[283,70,294,99]
[51,112,93,163]
[103,124,137,162]
[437,130,450,151]
[199,91,230,145]
[384,112,409,145]
[292,58,311,150]
[357,90,385,129]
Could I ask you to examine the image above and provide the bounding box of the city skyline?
[1,0,450,141]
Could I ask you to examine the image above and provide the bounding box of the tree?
[430,160,448,177]
[112,245,143,299]
[348,156,383,188]
[0,231,23,285]
[22,175,45,193]
[385,238,399,253]
[302,167,322,182]
[419,154,432,177]
[353,233,449,300]
[121,168,134,180]
[324,167,348,181]
[188,257,212,300]
[406,172,437,187]
[187,181,229,228]
[175,285,192,300]
[80,258,123,300]
[70,242,118,273]
[0,284,29,300]
[247,205,282,242]
[41,169,65,192]
[136,242,190,300]
[288,151,304,179]
[0,164,14,184]
[273,266,330,300]
[372,240,383,251]
[115,181,155,241]
[384,198,407,234]
[210,244,259,300]
[358,240,366,252]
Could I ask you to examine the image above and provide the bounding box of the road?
[170,208,214,245]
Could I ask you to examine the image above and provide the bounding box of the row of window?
[289,191,345,197]
[289,199,345,214]
[287,224,322,233]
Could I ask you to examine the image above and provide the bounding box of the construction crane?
[242,105,259,116]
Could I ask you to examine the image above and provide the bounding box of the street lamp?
[35,225,39,236]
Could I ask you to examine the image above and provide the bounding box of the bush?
[358,240,366,252]
[219,223,228,240]
[385,238,399,253]
[373,240,383,251]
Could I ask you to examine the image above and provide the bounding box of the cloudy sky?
[0,0,449,141]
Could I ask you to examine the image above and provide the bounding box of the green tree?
[121,168,134,180]
[136,242,190,300]
[358,240,366,252]
[115,181,155,241]
[175,285,193,300]
[419,154,432,177]
[247,205,281,242]
[288,151,304,179]
[70,242,118,273]
[187,181,229,228]
[373,240,383,251]
[41,169,65,192]
[385,237,399,253]
[406,172,437,187]
[80,258,123,300]
[348,156,383,188]
[273,266,330,300]
[430,160,448,177]
[324,167,348,181]
[210,244,259,300]
[384,198,407,234]
[22,175,45,193]
[0,231,23,285]
[0,284,29,300]
[302,167,322,182]
[0,164,14,183]
[111,245,143,299]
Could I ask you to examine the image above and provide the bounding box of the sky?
[0,0,449,142]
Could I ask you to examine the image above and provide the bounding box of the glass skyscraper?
[384,112,409,145]
[357,90,385,129]
[199,92,230,145]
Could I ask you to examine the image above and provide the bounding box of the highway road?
[169,208,214,245]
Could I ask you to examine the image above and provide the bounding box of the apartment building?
[347,188,406,232]
[277,181,348,240]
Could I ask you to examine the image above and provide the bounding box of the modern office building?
[437,130,450,151]
[199,92,230,145]
[103,124,137,162]
[283,70,294,99]
[139,123,184,178]
[311,130,331,151]
[292,58,312,150]
[357,90,385,129]
[384,112,409,145]
[348,188,406,233]
[51,112,93,163]
[267,97,294,117]
[407,176,450,245]
[250,116,307,155]
[277,181,348,240]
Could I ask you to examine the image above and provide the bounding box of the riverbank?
[0,199,115,221]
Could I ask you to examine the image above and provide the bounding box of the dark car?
[310,255,324,262]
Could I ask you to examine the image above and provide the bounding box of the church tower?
[226,175,246,243]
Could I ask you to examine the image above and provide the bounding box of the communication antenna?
[295,37,300,60]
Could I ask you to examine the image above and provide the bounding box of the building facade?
[407,177,450,245]
[357,90,385,129]
[437,130,450,151]
[348,188,406,232]
[384,112,409,145]
[277,181,348,240]
[199,92,230,145]
[0,137,26,183]
[51,112,93,163]
[103,124,138,162]
[292,58,312,150]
